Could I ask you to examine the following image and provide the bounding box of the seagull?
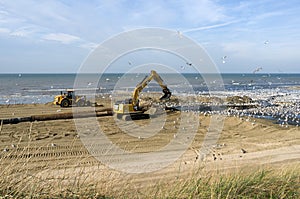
[264,40,269,45]
[221,56,227,64]
[241,148,247,154]
[128,61,132,65]
[213,154,217,161]
[253,67,263,74]
[177,30,183,38]
[51,143,56,147]
[186,62,192,66]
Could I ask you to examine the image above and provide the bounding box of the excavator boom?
[113,70,172,120]
[132,70,171,106]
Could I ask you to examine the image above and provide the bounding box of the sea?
[0,73,299,105]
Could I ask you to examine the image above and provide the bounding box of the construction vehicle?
[113,70,172,120]
[53,89,91,108]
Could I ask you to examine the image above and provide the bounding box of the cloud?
[0,0,299,73]
[79,42,98,50]
[92,0,228,33]
[10,29,30,37]
[180,0,227,24]
[7,25,48,39]
[0,1,230,42]
[42,33,80,44]
[10,30,27,37]
[0,27,10,34]
[182,20,240,33]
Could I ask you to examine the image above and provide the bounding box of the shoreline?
[1,92,299,126]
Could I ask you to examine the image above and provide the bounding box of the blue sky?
[0,0,299,73]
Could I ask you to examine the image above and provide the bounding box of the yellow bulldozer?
[113,70,172,120]
[53,89,91,108]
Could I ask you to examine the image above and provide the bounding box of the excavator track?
[120,113,150,121]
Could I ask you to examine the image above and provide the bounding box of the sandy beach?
[0,99,299,197]
[1,0,300,196]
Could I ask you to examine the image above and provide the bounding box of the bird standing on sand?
[241,148,247,154]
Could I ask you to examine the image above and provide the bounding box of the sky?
[0,0,299,73]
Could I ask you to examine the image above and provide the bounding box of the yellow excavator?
[113,70,172,120]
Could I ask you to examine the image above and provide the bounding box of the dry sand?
[0,102,299,194]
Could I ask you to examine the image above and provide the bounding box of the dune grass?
[172,169,299,199]
[0,160,298,199]
[138,167,299,199]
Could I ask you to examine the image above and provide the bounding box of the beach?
[0,99,299,197]
[1,0,299,197]
[0,73,299,197]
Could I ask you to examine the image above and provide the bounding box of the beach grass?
[147,168,299,199]
[0,159,298,199]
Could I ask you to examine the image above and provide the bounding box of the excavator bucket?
[160,88,172,101]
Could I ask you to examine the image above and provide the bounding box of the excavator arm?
[131,70,171,107]
[113,70,172,120]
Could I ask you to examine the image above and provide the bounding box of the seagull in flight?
[221,56,227,64]
[253,67,263,74]
[177,30,183,38]
[186,62,192,66]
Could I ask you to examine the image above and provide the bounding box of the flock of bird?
[168,92,299,127]
[194,98,300,127]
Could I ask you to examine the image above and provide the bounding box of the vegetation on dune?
[0,166,298,199]
[170,169,299,199]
